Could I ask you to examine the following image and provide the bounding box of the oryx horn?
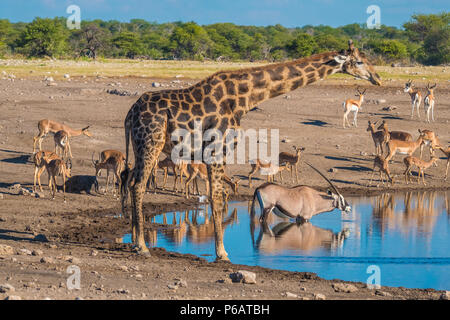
[305,161,342,196]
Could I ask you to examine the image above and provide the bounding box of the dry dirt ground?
[0,69,449,301]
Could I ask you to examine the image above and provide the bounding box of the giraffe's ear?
[334,55,348,64]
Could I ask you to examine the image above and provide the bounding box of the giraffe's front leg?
[207,163,229,262]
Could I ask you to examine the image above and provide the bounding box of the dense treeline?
[0,12,448,65]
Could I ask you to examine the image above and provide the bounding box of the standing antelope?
[33,151,60,192]
[33,119,92,153]
[404,80,422,119]
[96,150,125,177]
[367,155,393,186]
[251,162,351,222]
[424,83,437,123]
[366,120,386,155]
[184,163,210,199]
[438,146,449,181]
[53,130,72,160]
[418,129,441,159]
[248,159,290,188]
[278,146,305,183]
[43,158,72,202]
[342,87,365,128]
[403,156,438,185]
[377,120,412,144]
[385,132,426,162]
[92,152,125,195]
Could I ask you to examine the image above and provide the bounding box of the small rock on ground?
[332,283,359,293]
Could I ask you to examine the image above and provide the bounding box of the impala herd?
[26,80,448,206]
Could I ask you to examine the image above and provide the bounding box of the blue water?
[123,191,450,290]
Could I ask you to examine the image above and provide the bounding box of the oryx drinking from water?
[250,163,351,222]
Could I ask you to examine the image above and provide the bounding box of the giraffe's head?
[334,40,382,86]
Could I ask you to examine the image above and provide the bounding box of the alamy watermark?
[67,265,81,290]
[366,5,381,29]
[66,5,81,30]
[170,121,279,171]
[366,265,381,289]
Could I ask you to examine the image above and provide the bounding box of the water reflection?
[253,221,349,253]
[371,191,440,235]
[122,190,450,290]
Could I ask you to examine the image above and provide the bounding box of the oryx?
[250,162,351,222]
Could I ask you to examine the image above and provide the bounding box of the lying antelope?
[33,119,92,153]
[404,80,422,119]
[251,162,351,222]
[437,146,450,181]
[248,159,290,188]
[385,132,425,162]
[44,158,72,201]
[403,156,438,185]
[33,150,60,192]
[92,152,125,195]
[278,146,305,184]
[424,83,437,123]
[368,155,393,186]
[342,87,365,128]
[54,130,72,160]
[366,120,386,155]
[418,129,441,159]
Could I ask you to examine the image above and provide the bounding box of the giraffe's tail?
[120,110,133,219]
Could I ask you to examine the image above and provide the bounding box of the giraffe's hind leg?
[207,163,229,261]
[129,119,166,255]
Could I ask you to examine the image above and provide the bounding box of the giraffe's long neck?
[221,51,343,118]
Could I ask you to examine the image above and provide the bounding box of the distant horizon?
[0,0,448,28]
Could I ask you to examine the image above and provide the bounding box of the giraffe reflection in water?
[142,207,238,246]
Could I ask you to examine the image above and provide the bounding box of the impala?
[33,119,92,153]
[342,87,365,128]
[92,152,125,195]
[385,132,426,162]
[403,156,438,185]
[96,150,125,177]
[366,120,386,155]
[424,83,437,123]
[404,80,422,119]
[367,155,393,186]
[43,158,72,202]
[278,146,305,183]
[377,120,412,144]
[53,130,72,160]
[33,150,60,192]
[418,129,441,159]
[248,159,290,188]
[184,163,239,199]
[438,146,450,181]
[250,162,351,222]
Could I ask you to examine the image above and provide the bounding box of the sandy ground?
[0,70,449,301]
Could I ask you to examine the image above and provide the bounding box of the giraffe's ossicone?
[121,40,381,259]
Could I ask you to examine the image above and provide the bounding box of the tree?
[79,24,107,59]
[289,33,317,57]
[19,17,67,57]
[170,22,212,60]
[112,31,143,58]
[367,39,408,60]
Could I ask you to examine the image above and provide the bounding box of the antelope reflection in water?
[372,191,441,235]
[250,219,349,253]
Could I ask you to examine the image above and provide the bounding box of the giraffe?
[121,40,382,260]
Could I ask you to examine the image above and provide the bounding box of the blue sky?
[0,0,448,28]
